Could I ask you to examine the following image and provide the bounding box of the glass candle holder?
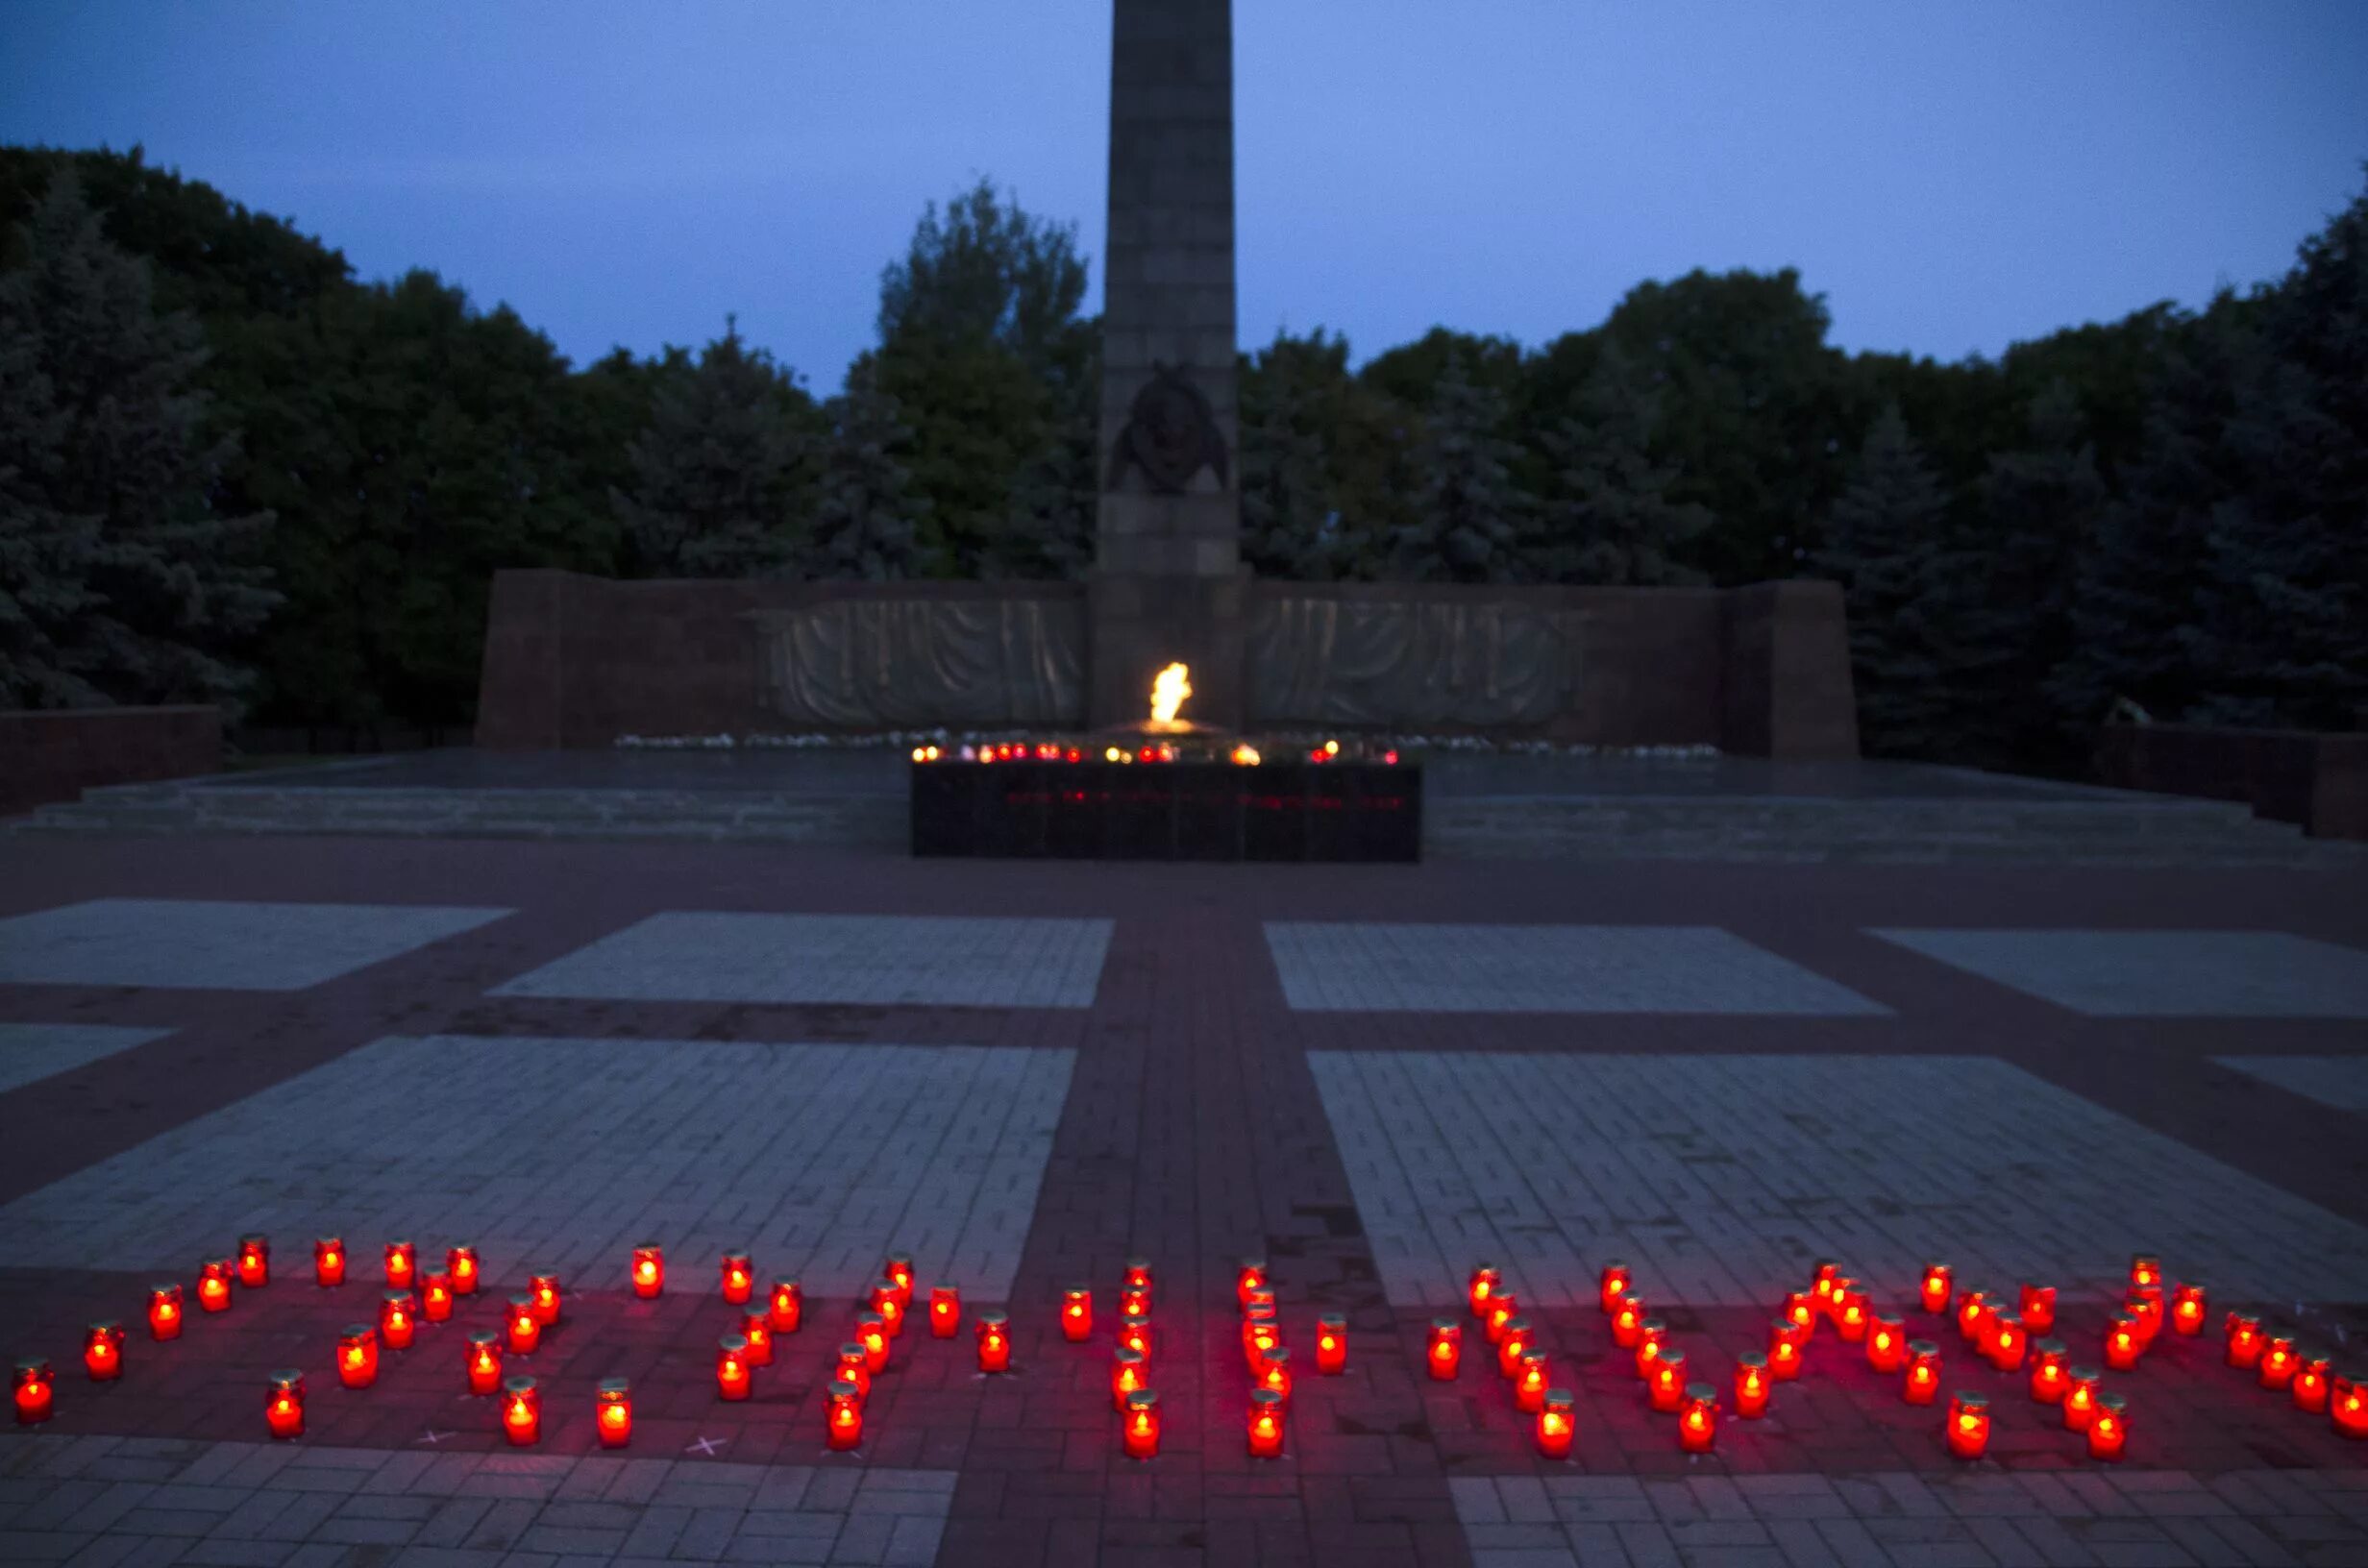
[1536,1388,1575,1459]
[1122,1388,1160,1460]
[337,1324,378,1389]
[1734,1352,1771,1418]
[1904,1341,1941,1407]
[596,1378,631,1448]
[264,1369,303,1439]
[1945,1392,1990,1459]
[1427,1318,1461,1381]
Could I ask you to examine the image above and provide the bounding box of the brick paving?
[0,1022,168,1096]
[0,834,2364,1566]
[0,899,513,992]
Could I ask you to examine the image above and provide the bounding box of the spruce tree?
[1392,352,1530,582]
[0,313,105,706]
[1239,342,1338,579]
[1814,403,1956,755]
[994,401,1095,581]
[1531,347,1711,585]
[808,370,931,580]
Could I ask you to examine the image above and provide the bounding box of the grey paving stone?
[0,1021,169,1095]
[1871,928,2368,1017]
[2213,1055,2368,1113]
[0,899,509,991]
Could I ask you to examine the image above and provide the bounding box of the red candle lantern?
[1123,1258,1153,1293]
[836,1344,872,1401]
[1987,1312,2028,1374]
[883,1252,915,1307]
[530,1273,561,1327]
[2129,1254,2162,1292]
[1781,1292,1813,1334]
[770,1279,802,1334]
[1904,1341,1941,1406]
[976,1311,1011,1373]
[2171,1283,2207,1336]
[380,1290,417,1351]
[1111,1347,1147,1411]
[384,1239,415,1289]
[505,1295,540,1357]
[337,1324,379,1388]
[715,1335,752,1401]
[1237,1258,1268,1309]
[314,1237,345,1288]
[1810,1260,1839,1312]
[2087,1392,2129,1460]
[2029,1338,2068,1403]
[1120,1285,1152,1320]
[1833,1281,1867,1343]
[596,1378,632,1448]
[1945,1391,1990,1460]
[1258,1348,1294,1406]
[1768,1319,1805,1382]
[421,1272,454,1324]
[2259,1335,2298,1390]
[12,1359,54,1426]
[857,1313,890,1374]
[826,1378,864,1451]
[741,1312,774,1367]
[1316,1315,1347,1375]
[1468,1262,1502,1318]
[236,1235,270,1288]
[2293,1355,2331,1414]
[1633,1319,1667,1382]
[199,1260,234,1313]
[720,1252,753,1306]
[465,1333,502,1395]
[2126,1287,2163,1346]
[446,1244,479,1296]
[1536,1389,1575,1459]
[2061,1366,2101,1431]
[1919,1262,1952,1314]
[1484,1293,1520,1346]
[1244,1286,1276,1320]
[1246,1388,1285,1458]
[1122,1388,1161,1460]
[1954,1288,1988,1343]
[2103,1314,2141,1372]
[1649,1349,1689,1413]
[264,1369,303,1439]
[81,1321,122,1382]
[1061,1286,1092,1342]
[501,1377,539,1446]
[873,1285,906,1341]
[1496,1317,1534,1380]
[2332,1370,2368,1438]
[1118,1311,1152,1362]
[630,1242,663,1299]
[1613,1297,1649,1349]
[1735,1353,1771,1418]
[926,1284,960,1339]
[1598,1261,1631,1315]
[1243,1311,1280,1372]
[1516,1350,1550,1413]
[2226,1312,2264,1369]
[147,1283,183,1340]
[2017,1282,2057,1336]
[1678,1383,1719,1454]
[1866,1314,1906,1375]
[1427,1318,1462,1380]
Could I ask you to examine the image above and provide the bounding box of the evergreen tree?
[808,369,931,580]
[1392,353,1531,582]
[1239,333,1340,578]
[1530,346,1711,585]
[0,169,275,708]
[1814,403,1956,755]
[610,317,811,578]
[994,399,1096,581]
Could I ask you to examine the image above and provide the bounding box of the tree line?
[1,144,2361,778]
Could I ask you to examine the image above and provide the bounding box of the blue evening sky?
[5,2,2363,392]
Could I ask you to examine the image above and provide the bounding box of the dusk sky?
[6,2,2364,392]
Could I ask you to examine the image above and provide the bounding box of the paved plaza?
[1,833,2364,1566]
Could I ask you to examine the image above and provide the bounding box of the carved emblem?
[1105,361,1228,494]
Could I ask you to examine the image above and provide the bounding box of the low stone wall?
[0,704,221,817]
[476,569,1860,758]
[2096,723,2367,840]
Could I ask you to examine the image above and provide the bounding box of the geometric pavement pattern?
[1310,1050,2368,1309]
[1870,927,2368,1017]
[0,1035,1073,1300]
[0,1020,170,1095]
[2213,1053,2368,1113]
[1265,922,1888,1014]
[0,898,513,991]
[490,912,1115,1009]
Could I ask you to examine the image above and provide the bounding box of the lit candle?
[530,1273,561,1327]
[1648,1349,1689,1413]
[2258,1335,2298,1390]
[857,1312,889,1374]
[2061,1365,2101,1432]
[1633,1319,1667,1383]
[2087,1392,2128,1460]
[826,1379,863,1451]
[873,1285,906,1341]
[2171,1283,2207,1336]
[446,1244,479,1296]
[597,1378,632,1448]
[2029,1338,2068,1404]
[1122,1388,1161,1460]
[1123,1258,1153,1293]
[1835,1286,1869,1345]
[421,1272,454,1324]
[1613,1297,1649,1350]
[1903,1341,1941,1406]
[2332,1370,2368,1438]
[1516,1350,1550,1413]
[2225,1312,2264,1369]
[1427,1318,1462,1381]
[1111,1348,1147,1411]
[883,1252,915,1308]
[1866,1314,1906,1375]
[1247,1388,1286,1458]
[264,1369,303,1440]
[1945,1392,1990,1460]
[1061,1286,1093,1343]
[721,1252,753,1306]
[314,1237,345,1288]
[2017,1282,2056,1336]
[1237,1259,1268,1310]
[384,1239,415,1289]
[147,1283,182,1341]
[715,1335,752,1401]
[465,1333,502,1395]
[2129,1254,2161,1292]
[741,1312,774,1367]
[1598,1261,1631,1315]
[1678,1383,1718,1454]
[1987,1313,2027,1374]
[1243,1311,1280,1373]
[199,1260,234,1313]
[337,1324,378,1389]
[1810,1261,1839,1313]
[381,1289,417,1351]
[630,1243,663,1299]
[2103,1314,2141,1372]
[237,1235,270,1288]
[1118,1311,1152,1362]
[1536,1388,1575,1459]
[770,1279,802,1335]
[1768,1318,1805,1382]
[1919,1262,1952,1314]
[1244,1286,1276,1319]
[837,1344,872,1401]
[976,1311,1011,1373]
[1495,1318,1534,1381]
[1781,1292,1813,1334]
[1120,1285,1152,1320]
[1954,1289,1988,1344]
[1484,1293,1520,1347]
[2292,1355,2331,1414]
[82,1321,122,1382]
[1468,1263,1502,1318]
[12,1359,54,1426]
[1259,1348,1294,1406]
[1734,1352,1770,1418]
[501,1377,539,1446]
[1316,1316,1347,1375]
[2126,1287,2163,1346]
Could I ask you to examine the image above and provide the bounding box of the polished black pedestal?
[910,763,1421,862]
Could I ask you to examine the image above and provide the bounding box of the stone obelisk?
[1088,0,1247,730]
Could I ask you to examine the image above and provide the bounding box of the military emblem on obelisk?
[1106,361,1230,494]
